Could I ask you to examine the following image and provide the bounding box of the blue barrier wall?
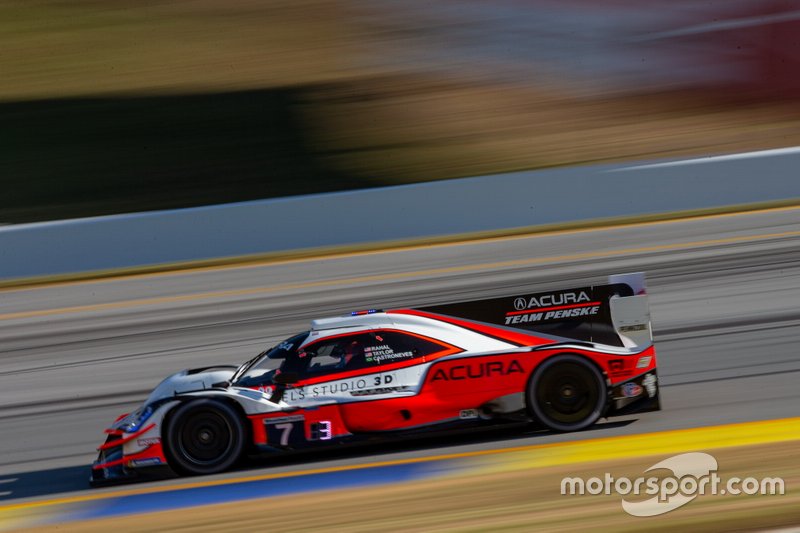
[1,147,799,280]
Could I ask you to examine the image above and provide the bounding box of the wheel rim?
[176,409,234,466]
[535,362,601,426]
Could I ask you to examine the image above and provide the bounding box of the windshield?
[233,331,309,386]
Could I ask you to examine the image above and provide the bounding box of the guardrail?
[1,147,799,281]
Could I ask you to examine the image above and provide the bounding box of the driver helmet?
[341,340,364,367]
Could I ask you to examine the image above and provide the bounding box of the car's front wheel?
[527,355,607,432]
[164,399,245,476]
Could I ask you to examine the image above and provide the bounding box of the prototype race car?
[92,273,659,484]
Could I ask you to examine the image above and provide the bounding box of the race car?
[91,272,659,484]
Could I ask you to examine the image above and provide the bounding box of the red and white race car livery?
[92,272,659,484]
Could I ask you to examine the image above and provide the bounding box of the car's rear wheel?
[527,355,606,432]
[165,399,245,476]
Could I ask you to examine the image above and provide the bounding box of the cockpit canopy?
[233,328,455,387]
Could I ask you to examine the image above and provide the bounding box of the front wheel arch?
[163,398,246,476]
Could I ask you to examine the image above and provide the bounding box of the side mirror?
[273,371,300,385]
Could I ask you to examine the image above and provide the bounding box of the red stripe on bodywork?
[250,417,268,445]
[505,301,602,316]
[390,309,557,347]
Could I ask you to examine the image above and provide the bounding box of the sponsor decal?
[513,291,591,311]
[459,409,479,419]
[642,374,658,398]
[636,356,652,369]
[257,385,274,395]
[431,360,524,382]
[265,414,305,424]
[350,385,412,396]
[136,437,161,447]
[286,374,397,401]
[130,457,162,467]
[608,359,633,378]
[619,324,648,333]
[621,382,643,398]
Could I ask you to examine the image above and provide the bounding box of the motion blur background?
[2,0,800,222]
[2,3,800,531]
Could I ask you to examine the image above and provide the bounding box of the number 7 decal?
[274,422,294,446]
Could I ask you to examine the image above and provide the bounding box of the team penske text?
[505,305,600,324]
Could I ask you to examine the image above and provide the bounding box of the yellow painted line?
[2,228,800,322]
[2,202,800,294]
[1,416,799,514]
[473,416,800,474]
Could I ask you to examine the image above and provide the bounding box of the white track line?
[631,10,800,41]
[610,146,800,172]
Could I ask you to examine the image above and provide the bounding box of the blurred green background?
[2,0,799,222]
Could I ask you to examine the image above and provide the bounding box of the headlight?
[119,405,154,433]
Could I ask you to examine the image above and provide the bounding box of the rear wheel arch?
[525,352,608,432]
[524,352,608,392]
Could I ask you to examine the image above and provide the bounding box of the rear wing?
[416,272,653,348]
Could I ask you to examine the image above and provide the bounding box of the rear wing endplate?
[608,272,653,348]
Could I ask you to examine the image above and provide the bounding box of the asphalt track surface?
[1,207,799,504]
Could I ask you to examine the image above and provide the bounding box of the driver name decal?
[364,344,414,363]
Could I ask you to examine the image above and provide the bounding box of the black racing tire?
[164,399,245,476]
[527,355,607,432]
